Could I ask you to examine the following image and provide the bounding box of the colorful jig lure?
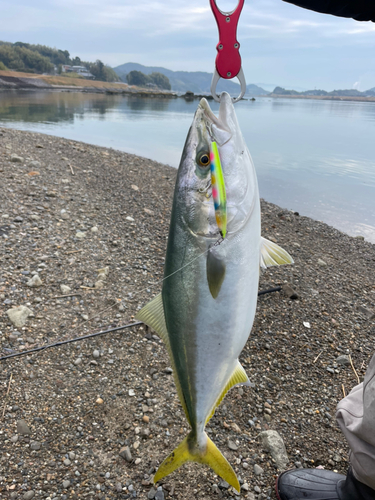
[210,141,227,238]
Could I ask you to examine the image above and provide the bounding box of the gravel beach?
[1,127,374,500]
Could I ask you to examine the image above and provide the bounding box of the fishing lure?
[210,141,227,238]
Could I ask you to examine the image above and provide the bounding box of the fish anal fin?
[135,294,190,425]
[207,250,226,299]
[206,361,249,424]
[154,431,240,492]
[260,237,294,269]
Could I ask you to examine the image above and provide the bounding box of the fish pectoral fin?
[154,431,240,493]
[135,294,190,425]
[206,361,249,424]
[260,237,294,269]
[207,250,226,299]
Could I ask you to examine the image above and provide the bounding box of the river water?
[1,90,375,242]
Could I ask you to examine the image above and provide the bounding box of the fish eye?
[197,152,210,168]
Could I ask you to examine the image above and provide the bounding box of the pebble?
[254,486,261,493]
[91,226,99,232]
[26,274,43,287]
[155,487,165,500]
[259,430,289,470]
[10,154,23,162]
[74,357,82,365]
[6,306,33,328]
[129,389,135,396]
[148,488,157,499]
[28,160,41,168]
[337,355,351,366]
[68,451,75,460]
[283,283,299,300]
[23,492,35,500]
[17,419,31,435]
[254,464,264,475]
[93,350,100,358]
[119,446,132,462]
[30,441,41,451]
[131,184,139,191]
[63,458,71,466]
[60,284,71,294]
[96,398,104,404]
[10,434,18,443]
[227,439,238,451]
[14,216,23,223]
[62,480,70,489]
[75,231,86,238]
[318,258,328,266]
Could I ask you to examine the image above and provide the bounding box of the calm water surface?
[1,90,375,242]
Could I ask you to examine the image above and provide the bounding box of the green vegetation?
[0,41,120,82]
[126,70,171,90]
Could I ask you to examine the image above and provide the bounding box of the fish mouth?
[198,95,232,146]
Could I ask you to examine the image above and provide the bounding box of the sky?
[1,0,375,91]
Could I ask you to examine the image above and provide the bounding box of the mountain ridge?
[113,62,269,96]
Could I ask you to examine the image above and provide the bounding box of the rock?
[254,464,264,475]
[93,350,100,358]
[68,451,75,460]
[131,184,139,191]
[7,306,33,327]
[26,275,43,288]
[10,154,23,163]
[60,285,71,294]
[318,258,327,267]
[119,446,132,462]
[62,480,70,489]
[10,434,19,443]
[155,487,165,500]
[357,305,375,319]
[254,485,261,493]
[96,398,103,404]
[116,483,123,492]
[144,208,154,216]
[30,441,41,450]
[14,216,23,223]
[61,212,70,220]
[283,283,299,300]
[148,488,157,499]
[74,358,82,366]
[28,160,41,169]
[241,483,249,491]
[259,430,289,470]
[227,439,238,451]
[126,216,135,221]
[63,458,71,466]
[337,355,351,366]
[17,419,31,435]
[91,226,98,232]
[23,492,35,500]
[129,389,135,396]
[75,231,86,238]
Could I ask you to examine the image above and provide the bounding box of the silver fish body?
[136,92,292,490]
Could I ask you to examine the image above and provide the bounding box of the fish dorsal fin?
[205,361,249,424]
[135,294,190,425]
[260,237,294,269]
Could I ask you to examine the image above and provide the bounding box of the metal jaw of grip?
[210,0,246,103]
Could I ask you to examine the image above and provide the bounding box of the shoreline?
[1,128,375,499]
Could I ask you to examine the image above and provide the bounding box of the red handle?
[210,0,244,79]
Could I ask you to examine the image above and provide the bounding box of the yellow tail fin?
[154,431,240,492]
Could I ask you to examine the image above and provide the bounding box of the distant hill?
[113,62,269,96]
[271,86,375,98]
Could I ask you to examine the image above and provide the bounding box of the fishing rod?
[0,287,282,362]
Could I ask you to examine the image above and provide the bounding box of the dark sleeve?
[283,0,375,22]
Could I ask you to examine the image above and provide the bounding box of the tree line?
[126,70,171,90]
[0,41,119,82]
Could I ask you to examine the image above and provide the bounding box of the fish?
[136,92,293,491]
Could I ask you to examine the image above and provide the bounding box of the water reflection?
[0,90,374,242]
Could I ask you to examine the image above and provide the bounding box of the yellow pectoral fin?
[154,432,240,493]
[206,361,249,424]
[135,294,190,425]
[260,237,294,269]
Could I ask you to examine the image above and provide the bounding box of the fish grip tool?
[210,0,246,103]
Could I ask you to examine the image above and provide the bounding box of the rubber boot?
[276,467,375,500]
